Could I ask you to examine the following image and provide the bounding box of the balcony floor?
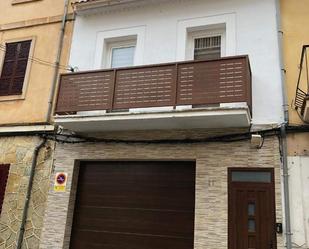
[54,105,251,133]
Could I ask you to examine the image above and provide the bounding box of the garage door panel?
[79,162,194,183]
[70,230,193,249]
[78,180,195,191]
[76,188,195,210]
[73,206,194,237]
[70,161,195,249]
[80,170,195,181]
[78,182,195,194]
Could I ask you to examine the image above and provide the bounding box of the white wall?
[287,156,309,249]
[69,0,284,126]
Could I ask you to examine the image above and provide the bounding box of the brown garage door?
[70,161,195,249]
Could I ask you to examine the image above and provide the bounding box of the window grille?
[194,36,221,60]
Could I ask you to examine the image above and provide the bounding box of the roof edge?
[72,0,144,12]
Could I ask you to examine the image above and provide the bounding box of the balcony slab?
[54,106,251,133]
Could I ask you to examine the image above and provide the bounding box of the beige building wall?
[281,0,309,127]
[281,1,309,247]
[0,0,69,25]
[281,0,309,157]
[40,135,284,249]
[0,0,73,125]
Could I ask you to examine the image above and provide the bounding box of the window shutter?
[0,40,31,96]
[0,164,10,214]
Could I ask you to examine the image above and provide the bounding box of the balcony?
[54,56,252,132]
[295,45,309,122]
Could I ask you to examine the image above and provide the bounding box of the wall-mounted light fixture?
[251,134,264,149]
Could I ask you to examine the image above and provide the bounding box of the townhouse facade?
[281,0,309,248]
[0,0,73,248]
[39,0,288,249]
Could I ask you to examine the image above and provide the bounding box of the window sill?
[12,0,42,5]
[0,95,25,102]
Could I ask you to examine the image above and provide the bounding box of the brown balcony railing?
[55,56,252,115]
[295,45,309,116]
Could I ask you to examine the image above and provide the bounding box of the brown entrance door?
[228,168,277,249]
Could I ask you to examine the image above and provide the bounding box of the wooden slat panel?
[70,161,195,249]
[113,65,176,109]
[56,71,114,113]
[177,57,249,105]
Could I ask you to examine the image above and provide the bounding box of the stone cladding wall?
[0,136,54,249]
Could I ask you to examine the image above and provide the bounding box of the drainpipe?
[46,0,70,123]
[275,0,289,123]
[16,138,47,249]
[280,125,292,249]
[275,0,292,248]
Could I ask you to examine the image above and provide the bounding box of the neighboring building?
[0,0,73,248]
[41,0,286,249]
[281,0,309,248]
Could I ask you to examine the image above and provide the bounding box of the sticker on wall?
[54,172,68,192]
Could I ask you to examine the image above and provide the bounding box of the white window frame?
[105,39,136,69]
[94,26,145,69]
[186,28,226,60]
[176,13,236,61]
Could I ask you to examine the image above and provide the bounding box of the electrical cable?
[0,44,72,71]
[0,124,308,145]
[0,47,71,71]
[43,127,280,144]
[40,124,309,145]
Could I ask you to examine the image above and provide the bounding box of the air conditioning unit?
[301,96,309,122]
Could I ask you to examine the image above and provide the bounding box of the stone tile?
[0,137,54,249]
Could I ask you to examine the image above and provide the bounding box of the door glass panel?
[248,219,256,232]
[232,171,271,183]
[248,203,255,216]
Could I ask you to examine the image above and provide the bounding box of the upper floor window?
[104,38,136,69]
[186,25,226,61]
[0,40,31,96]
[111,45,135,68]
[194,36,221,60]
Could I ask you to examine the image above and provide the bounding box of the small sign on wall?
[54,172,68,192]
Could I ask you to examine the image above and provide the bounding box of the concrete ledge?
[11,0,42,5]
[55,106,251,132]
[0,125,55,134]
